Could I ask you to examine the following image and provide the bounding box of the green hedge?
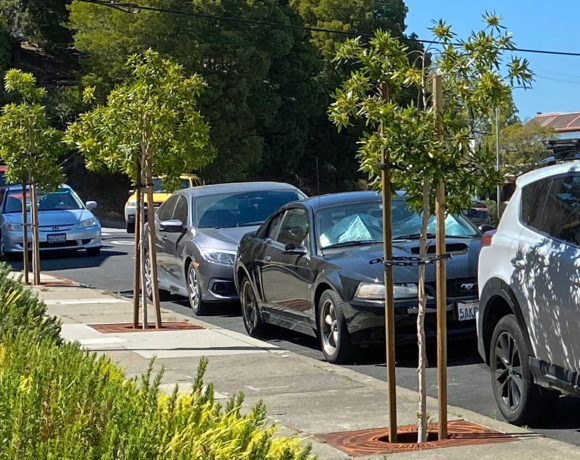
[0,266,313,459]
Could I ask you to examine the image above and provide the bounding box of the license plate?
[457,302,478,321]
[47,233,66,243]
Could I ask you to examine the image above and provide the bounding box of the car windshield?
[316,199,478,249]
[195,190,304,229]
[4,188,84,213]
[153,178,192,192]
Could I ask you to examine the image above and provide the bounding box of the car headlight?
[126,201,136,209]
[199,248,236,266]
[79,218,98,228]
[4,223,23,232]
[355,282,418,300]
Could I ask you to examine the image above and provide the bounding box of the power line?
[76,0,580,58]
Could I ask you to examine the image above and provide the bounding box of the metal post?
[495,107,501,221]
[433,74,448,440]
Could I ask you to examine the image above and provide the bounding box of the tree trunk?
[30,182,40,285]
[144,162,162,328]
[417,180,431,442]
[140,187,148,330]
[132,180,142,328]
[21,182,29,284]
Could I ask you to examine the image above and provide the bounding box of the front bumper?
[344,297,478,346]
[196,260,238,302]
[2,227,101,253]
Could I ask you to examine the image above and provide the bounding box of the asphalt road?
[11,227,580,446]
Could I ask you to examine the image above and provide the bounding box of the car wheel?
[240,276,266,337]
[86,247,101,257]
[126,222,135,234]
[490,314,559,425]
[318,289,353,364]
[186,262,207,315]
[143,253,170,301]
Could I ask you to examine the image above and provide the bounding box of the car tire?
[490,314,559,425]
[86,247,101,257]
[186,261,207,315]
[143,254,171,301]
[240,276,267,337]
[126,222,135,234]
[318,289,354,364]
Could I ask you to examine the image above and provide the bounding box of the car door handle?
[265,255,271,262]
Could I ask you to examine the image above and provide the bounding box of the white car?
[478,162,580,425]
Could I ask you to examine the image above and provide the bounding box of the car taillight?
[481,230,496,248]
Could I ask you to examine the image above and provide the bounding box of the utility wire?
[76,0,580,58]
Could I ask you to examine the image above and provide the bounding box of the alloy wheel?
[241,280,258,331]
[320,298,339,356]
[144,256,153,299]
[187,264,201,311]
[494,331,524,411]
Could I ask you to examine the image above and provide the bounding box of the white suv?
[478,162,580,425]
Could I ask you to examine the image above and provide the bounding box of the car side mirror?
[159,219,184,233]
[283,243,307,255]
[478,224,495,233]
[85,201,97,211]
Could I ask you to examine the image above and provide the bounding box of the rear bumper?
[344,298,478,345]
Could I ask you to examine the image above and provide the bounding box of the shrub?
[0,263,313,459]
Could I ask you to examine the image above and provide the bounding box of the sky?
[404,1,580,121]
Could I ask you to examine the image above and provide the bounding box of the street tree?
[330,14,532,442]
[66,50,214,328]
[0,69,64,284]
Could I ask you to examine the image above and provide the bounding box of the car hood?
[3,209,97,227]
[196,226,260,251]
[323,237,481,284]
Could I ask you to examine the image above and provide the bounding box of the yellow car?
[124,174,201,233]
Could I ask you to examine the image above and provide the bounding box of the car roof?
[176,181,301,198]
[299,190,403,210]
[517,161,580,188]
[4,184,71,191]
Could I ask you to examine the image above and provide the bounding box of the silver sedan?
[0,184,102,258]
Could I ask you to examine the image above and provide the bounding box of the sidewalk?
[27,273,580,459]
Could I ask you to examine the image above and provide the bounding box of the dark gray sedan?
[235,191,482,363]
[146,182,305,315]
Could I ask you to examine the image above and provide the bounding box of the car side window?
[157,195,178,221]
[521,179,548,230]
[276,208,309,249]
[538,175,580,246]
[173,195,188,225]
[260,212,284,240]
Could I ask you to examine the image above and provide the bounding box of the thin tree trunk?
[30,182,40,285]
[144,161,162,328]
[132,178,142,329]
[21,181,29,284]
[417,179,431,443]
[140,187,148,330]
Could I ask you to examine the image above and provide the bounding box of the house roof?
[534,111,580,133]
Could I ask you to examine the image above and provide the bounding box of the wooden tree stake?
[31,182,41,286]
[133,181,142,328]
[145,163,162,328]
[433,73,448,440]
[21,182,29,284]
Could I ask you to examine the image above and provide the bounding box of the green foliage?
[0,269,313,458]
[330,14,533,214]
[489,120,555,176]
[66,50,214,189]
[0,18,11,75]
[0,0,71,50]
[0,264,61,343]
[0,69,65,188]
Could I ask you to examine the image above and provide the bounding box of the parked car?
[478,162,580,425]
[235,191,483,363]
[124,174,201,233]
[145,182,306,314]
[462,200,491,227]
[0,184,101,258]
